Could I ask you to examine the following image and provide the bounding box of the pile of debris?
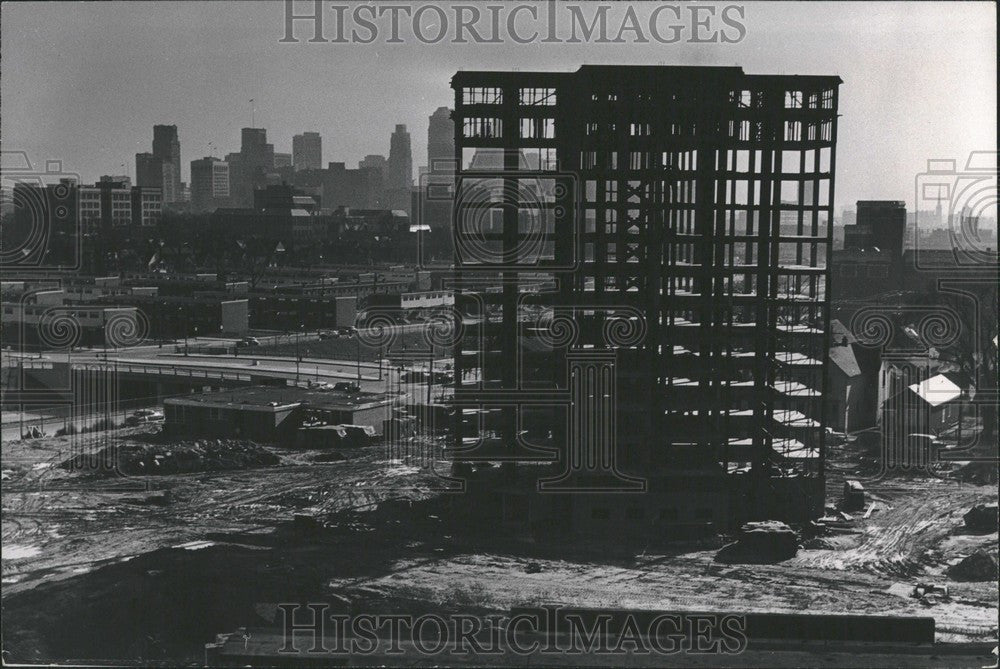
[60,439,280,477]
[715,520,800,563]
[963,504,999,533]
[948,549,999,582]
[911,582,950,606]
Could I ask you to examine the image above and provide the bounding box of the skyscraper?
[422,107,455,230]
[386,124,412,211]
[152,125,181,203]
[450,65,841,529]
[135,152,164,190]
[230,128,274,207]
[292,132,322,171]
[427,107,454,173]
[190,157,230,212]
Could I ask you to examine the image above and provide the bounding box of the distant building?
[253,183,318,213]
[292,132,322,171]
[190,157,230,212]
[832,201,907,301]
[427,107,454,173]
[136,152,167,196]
[323,162,382,210]
[386,124,412,211]
[152,125,181,203]
[92,292,249,339]
[131,187,163,227]
[211,184,326,255]
[0,286,141,349]
[97,177,134,228]
[273,152,292,169]
[368,289,454,312]
[844,201,906,257]
[230,128,275,207]
[360,154,386,172]
[10,178,159,232]
[421,107,455,231]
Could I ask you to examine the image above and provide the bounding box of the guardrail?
[21,360,253,383]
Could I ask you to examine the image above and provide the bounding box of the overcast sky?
[2,1,995,217]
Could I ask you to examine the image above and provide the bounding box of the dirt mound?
[963,504,999,533]
[947,549,999,582]
[716,520,800,563]
[59,439,280,476]
[955,461,999,484]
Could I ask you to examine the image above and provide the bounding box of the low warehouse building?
[164,385,392,441]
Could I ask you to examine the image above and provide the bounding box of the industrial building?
[163,385,392,441]
[449,65,841,530]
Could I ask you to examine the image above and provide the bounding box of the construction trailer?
[448,65,841,533]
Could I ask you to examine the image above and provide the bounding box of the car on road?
[237,337,261,347]
[333,381,361,393]
[125,408,165,426]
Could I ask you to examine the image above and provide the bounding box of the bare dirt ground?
[2,426,997,664]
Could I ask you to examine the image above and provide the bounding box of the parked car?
[125,408,165,426]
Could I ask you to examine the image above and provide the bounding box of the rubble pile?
[715,520,800,563]
[963,504,999,533]
[60,439,280,476]
[947,549,999,582]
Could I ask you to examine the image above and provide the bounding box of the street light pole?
[296,323,303,383]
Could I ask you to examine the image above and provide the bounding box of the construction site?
[1,418,997,664]
[2,59,998,666]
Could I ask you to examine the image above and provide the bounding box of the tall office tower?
[230,128,274,206]
[152,125,181,203]
[240,128,274,170]
[422,107,456,230]
[135,152,163,188]
[190,157,230,212]
[845,200,906,257]
[450,66,841,531]
[292,132,322,171]
[427,107,454,173]
[386,124,412,210]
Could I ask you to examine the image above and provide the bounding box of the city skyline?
[1,1,996,216]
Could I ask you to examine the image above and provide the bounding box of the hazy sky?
[2,1,996,216]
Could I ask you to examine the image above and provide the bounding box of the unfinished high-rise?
[449,66,841,533]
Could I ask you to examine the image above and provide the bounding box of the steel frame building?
[449,65,841,527]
